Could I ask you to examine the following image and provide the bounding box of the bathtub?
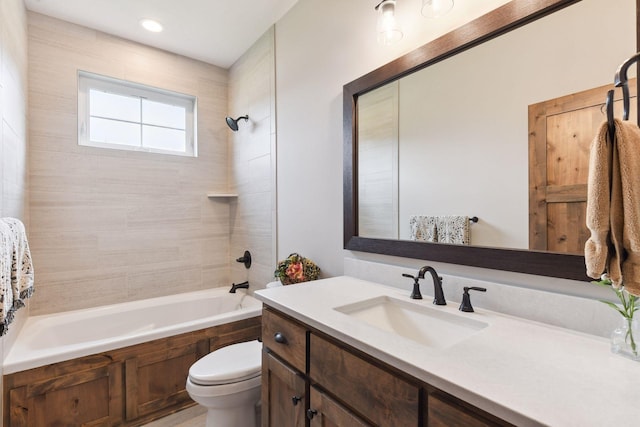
[3,287,262,375]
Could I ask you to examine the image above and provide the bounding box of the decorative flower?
[286,262,305,281]
[593,274,639,358]
[275,253,320,285]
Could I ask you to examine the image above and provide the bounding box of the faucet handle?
[402,272,422,299]
[459,286,486,312]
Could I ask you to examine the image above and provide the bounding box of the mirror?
[344,0,639,281]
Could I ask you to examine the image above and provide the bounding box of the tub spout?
[229,281,249,293]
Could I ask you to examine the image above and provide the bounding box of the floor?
[142,406,207,427]
[142,404,261,427]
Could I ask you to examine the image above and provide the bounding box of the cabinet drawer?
[428,393,512,427]
[262,308,307,372]
[309,333,420,427]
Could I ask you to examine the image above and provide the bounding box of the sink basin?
[334,296,488,349]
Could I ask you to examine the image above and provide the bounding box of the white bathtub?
[3,287,262,374]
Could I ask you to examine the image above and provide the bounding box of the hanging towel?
[0,218,34,335]
[436,216,470,245]
[409,215,438,242]
[585,119,640,296]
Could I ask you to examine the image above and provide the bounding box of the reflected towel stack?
[409,215,470,245]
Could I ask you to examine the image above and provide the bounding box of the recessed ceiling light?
[140,19,163,33]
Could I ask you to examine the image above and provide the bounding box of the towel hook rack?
[614,51,640,122]
[469,216,479,223]
[605,89,615,141]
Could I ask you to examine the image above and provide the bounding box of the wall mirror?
[344,0,639,281]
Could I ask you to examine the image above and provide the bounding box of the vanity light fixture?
[140,18,163,33]
[375,0,403,45]
[421,0,454,18]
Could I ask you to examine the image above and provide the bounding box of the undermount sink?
[334,296,488,349]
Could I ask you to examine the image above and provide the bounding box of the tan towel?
[585,119,640,296]
[436,216,470,245]
[409,215,438,242]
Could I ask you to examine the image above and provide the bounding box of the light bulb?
[421,0,454,18]
[376,0,403,45]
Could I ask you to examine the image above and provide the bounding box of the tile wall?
[228,28,277,290]
[28,12,231,314]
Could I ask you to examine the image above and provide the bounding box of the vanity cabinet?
[261,305,514,427]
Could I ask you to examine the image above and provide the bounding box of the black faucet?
[459,286,486,312]
[418,266,446,305]
[402,273,423,299]
[229,281,249,293]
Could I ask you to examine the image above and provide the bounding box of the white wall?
[275,0,512,277]
[275,0,631,300]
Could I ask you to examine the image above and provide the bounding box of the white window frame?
[78,70,197,157]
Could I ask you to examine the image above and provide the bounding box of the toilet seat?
[188,340,262,386]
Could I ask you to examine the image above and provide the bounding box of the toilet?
[186,340,262,427]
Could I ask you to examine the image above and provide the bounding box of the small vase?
[611,317,640,361]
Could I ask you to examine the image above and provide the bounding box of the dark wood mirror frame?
[344,0,639,282]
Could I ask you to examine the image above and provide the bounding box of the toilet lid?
[189,340,262,386]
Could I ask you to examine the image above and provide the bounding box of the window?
[78,71,197,157]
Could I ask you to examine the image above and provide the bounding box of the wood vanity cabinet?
[261,306,515,427]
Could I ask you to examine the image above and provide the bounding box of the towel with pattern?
[0,218,34,335]
[436,215,470,245]
[409,215,438,242]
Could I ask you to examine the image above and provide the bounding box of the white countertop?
[255,276,640,427]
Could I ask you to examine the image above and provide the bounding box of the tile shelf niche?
[207,192,238,198]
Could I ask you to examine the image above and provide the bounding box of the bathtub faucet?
[229,281,249,293]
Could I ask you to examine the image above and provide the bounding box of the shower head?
[225,115,249,131]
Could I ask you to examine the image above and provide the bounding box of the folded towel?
[436,215,470,245]
[585,119,640,296]
[409,215,438,242]
[0,218,34,335]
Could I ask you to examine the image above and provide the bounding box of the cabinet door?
[7,363,123,427]
[308,386,371,427]
[262,350,306,427]
[125,339,209,421]
[528,79,637,254]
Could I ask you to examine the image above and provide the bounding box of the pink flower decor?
[275,253,321,285]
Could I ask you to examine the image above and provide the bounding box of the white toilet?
[186,340,262,427]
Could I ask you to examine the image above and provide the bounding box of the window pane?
[143,125,186,152]
[90,89,140,122]
[142,99,186,129]
[90,117,140,147]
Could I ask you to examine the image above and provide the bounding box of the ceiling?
[24,0,299,69]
